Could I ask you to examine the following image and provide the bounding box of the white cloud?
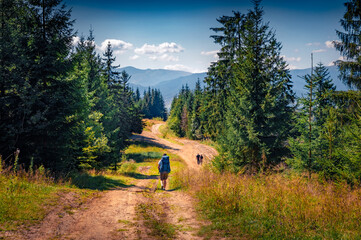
[98,39,133,54]
[306,42,321,46]
[149,54,179,62]
[130,55,139,60]
[134,42,184,62]
[282,55,301,62]
[325,40,334,48]
[201,50,219,58]
[312,49,327,53]
[294,49,299,53]
[135,42,184,55]
[164,64,204,73]
[328,56,345,66]
[287,65,299,70]
[72,36,80,46]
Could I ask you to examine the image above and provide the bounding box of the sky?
[64,0,346,73]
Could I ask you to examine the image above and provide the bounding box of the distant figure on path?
[200,154,203,165]
[158,153,171,190]
[196,153,200,165]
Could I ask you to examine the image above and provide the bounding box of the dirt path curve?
[8,123,218,240]
[135,123,218,170]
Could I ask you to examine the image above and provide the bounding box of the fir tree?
[218,0,294,172]
[288,63,336,177]
[334,0,361,89]
[190,79,204,139]
[202,12,243,140]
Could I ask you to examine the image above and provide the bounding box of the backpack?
[160,155,171,173]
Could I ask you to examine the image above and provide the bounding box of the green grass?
[125,141,185,191]
[126,141,185,238]
[200,138,219,150]
[0,174,59,231]
[0,139,186,234]
[158,124,184,145]
[136,193,177,239]
[70,172,134,190]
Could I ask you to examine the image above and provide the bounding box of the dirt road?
[7,123,217,240]
[133,123,218,170]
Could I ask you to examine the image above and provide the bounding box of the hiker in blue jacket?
[158,153,171,190]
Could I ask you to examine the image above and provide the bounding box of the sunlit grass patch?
[174,168,361,239]
[124,141,185,191]
[158,124,184,145]
[71,171,133,190]
[0,174,58,231]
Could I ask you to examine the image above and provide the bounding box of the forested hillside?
[0,0,142,172]
[168,0,361,183]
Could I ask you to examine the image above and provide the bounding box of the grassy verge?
[200,138,219,150]
[136,192,178,239]
[158,124,184,146]
[0,171,59,231]
[174,168,361,239]
[0,140,185,234]
[0,167,97,232]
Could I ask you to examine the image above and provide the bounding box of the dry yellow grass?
[174,168,361,239]
[143,118,164,132]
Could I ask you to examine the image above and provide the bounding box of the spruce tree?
[190,79,203,139]
[12,0,76,171]
[218,1,294,172]
[202,12,244,140]
[288,63,336,177]
[71,30,111,169]
[334,0,361,89]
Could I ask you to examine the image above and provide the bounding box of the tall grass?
[0,165,62,231]
[175,168,361,239]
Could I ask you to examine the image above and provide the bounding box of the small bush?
[119,160,137,176]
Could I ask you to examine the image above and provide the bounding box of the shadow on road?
[131,134,180,151]
[71,173,134,190]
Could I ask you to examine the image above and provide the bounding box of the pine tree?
[334,0,361,89]
[9,0,77,171]
[218,1,295,172]
[0,0,29,161]
[139,88,167,120]
[288,62,336,177]
[313,63,336,126]
[71,29,111,169]
[190,79,203,139]
[202,12,244,140]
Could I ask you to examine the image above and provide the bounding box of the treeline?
[0,0,142,173]
[168,0,361,183]
[134,88,168,120]
[168,82,203,138]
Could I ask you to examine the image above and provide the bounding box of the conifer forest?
[168,0,361,183]
[1,0,361,184]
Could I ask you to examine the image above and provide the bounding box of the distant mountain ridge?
[119,66,192,86]
[123,65,349,109]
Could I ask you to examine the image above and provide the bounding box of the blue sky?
[65,0,346,73]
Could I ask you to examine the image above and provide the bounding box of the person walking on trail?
[200,154,203,165]
[158,153,171,190]
[196,153,200,165]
